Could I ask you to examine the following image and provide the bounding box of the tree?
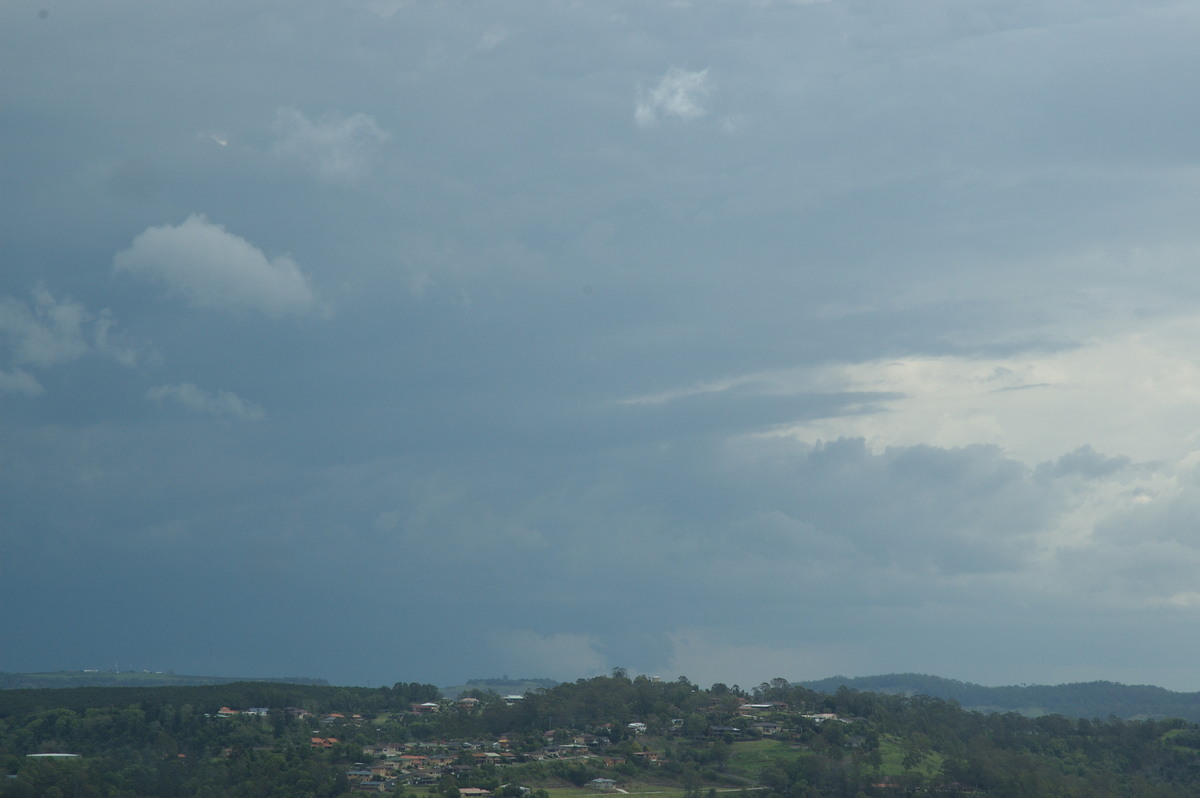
[438,774,461,798]
[681,714,707,739]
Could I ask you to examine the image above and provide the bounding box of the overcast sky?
[5,0,1200,692]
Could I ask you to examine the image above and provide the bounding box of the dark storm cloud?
[6,0,1200,690]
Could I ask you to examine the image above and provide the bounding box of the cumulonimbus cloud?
[635,67,712,127]
[271,107,390,183]
[147,382,266,421]
[113,215,320,318]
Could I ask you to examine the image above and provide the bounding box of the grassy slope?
[726,740,792,781]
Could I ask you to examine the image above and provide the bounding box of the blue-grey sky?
[5,0,1200,691]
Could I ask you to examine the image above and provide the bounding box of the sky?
[4,0,1200,692]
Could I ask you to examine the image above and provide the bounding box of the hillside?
[6,674,1200,797]
[802,673,1200,721]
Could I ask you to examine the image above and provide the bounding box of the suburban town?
[207,690,851,794]
[6,673,1200,797]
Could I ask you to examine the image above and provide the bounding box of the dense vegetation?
[4,673,1200,797]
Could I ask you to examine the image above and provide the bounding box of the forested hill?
[802,673,1200,721]
[9,674,1200,797]
[0,671,327,690]
[8,674,1200,797]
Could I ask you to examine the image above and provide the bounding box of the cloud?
[639,309,1200,468]
[0,287,145,390]
[0,369,41,396]
[635,67,712,127]
[479,26,510,51]
[0,287,91,367]
[147,382,266,421]
[113,215,320,318]
[9,0,1200,691]
[271,107,390,183]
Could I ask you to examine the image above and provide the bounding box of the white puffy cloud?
[271,107,390,183]
[147,382,266,421]
[0,287,144,393]
[113,215,320,318]
[0,287,91,368]
[635,67,712,127]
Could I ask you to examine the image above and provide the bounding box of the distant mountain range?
[0,671,328,689]
[801,673,1200,722]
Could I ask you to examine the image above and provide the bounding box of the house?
[589,778,617,792]
[473,752,504,766]
[802,713,840,724]
[752,722,782,735]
